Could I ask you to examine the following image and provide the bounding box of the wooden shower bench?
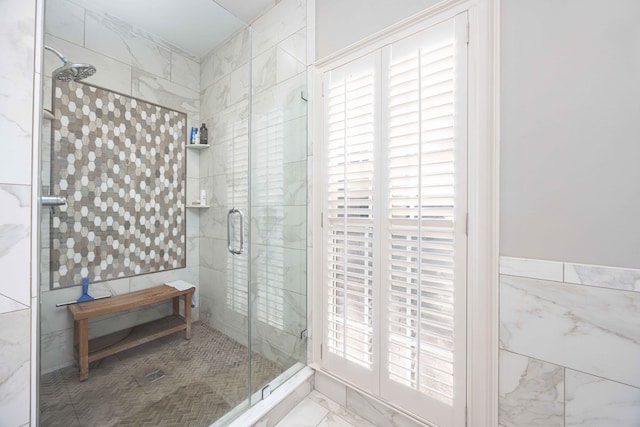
[68,284,194,381]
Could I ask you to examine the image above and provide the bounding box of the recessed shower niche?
[50,80,187,288]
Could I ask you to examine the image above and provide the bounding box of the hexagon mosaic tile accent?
[50,81,187,288]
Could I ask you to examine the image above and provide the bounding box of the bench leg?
[184,293,192,340]
[172,296,180,316]
[78,319,89,381]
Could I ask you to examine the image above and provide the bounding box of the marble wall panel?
[314,371,347,407]
[345,386,423,427]
[0,309,31,426]
[131,69,200,118]
[499,256,563,282]
[499,350,564,427]
[211,28,251,84]
[170,53,200,92]
[253,73,308,132]
[201,64,250,116]
[0,185,32,308]
[500,274,640,388]
[45,0,84,46]
[84,10,172,79]
[564,262,640,292]
[283,160,307,206]
[0,0,37,185]
[44,35,133,96]
[251,0,306,57]
[566,369,640,427]
[279,29,307,65]
[199,208,227,240]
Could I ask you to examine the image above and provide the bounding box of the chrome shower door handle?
[227,208,244,255]
[236,209,244,255]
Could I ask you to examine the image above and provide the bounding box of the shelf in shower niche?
[187,204,210,208]
[185,144,210,150]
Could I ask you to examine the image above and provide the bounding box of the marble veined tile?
[314,373,347,407]
[564,262,640,292]
[499,256,563,281]
[252,0,306,57]
[279,29,307,66]
[45,0,84,46]
[44,35,132,96]
[253,73,307,133]
[308,390,375,427]
[131,69,199,117]
[171,52,200,92]
[211,28,250,84]
[0,185,31,306]
[566,370,640,426]
[85,10,171,79]
[317,413,355,427]
[0,309,31,426]
[499,350,564,427]
[345,387,423,427]
[274,397,328,427]
[0,294,27,314]
[0,0,36,185]
[500,274,640,387]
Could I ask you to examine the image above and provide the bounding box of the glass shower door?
[248,22,309,402]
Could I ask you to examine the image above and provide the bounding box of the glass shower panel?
[249,22,309,402]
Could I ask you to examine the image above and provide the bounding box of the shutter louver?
[326,64,376,370]
[386,39,457,405]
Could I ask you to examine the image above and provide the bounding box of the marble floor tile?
[274,397,328,427]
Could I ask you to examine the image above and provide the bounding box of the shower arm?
[44,45,67,64]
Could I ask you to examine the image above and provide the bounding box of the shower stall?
[38,0,308,424]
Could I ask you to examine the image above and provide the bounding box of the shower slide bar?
[227,208,244,255]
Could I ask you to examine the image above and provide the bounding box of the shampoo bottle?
[200,123,208,144]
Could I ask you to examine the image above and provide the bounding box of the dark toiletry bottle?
[200,123,208,145]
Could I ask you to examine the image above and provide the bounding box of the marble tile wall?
[499,256,640,426]
[0,0,38,424]
[40,0,202,373]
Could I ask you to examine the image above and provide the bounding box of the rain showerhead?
[53,62,97,82]
[44,45,97,82]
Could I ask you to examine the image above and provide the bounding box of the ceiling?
[69,0,275,58]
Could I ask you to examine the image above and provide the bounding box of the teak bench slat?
[68,284,194,381]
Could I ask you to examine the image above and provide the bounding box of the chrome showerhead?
[52,62,97,82]
[45,45,97,82]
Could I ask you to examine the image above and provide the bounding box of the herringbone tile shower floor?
[40,322,285,427]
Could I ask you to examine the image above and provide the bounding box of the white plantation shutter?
[379,15,467,425]
[324,53,379,390]
[322,13,467,426]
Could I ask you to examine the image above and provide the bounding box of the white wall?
[315,0,442,59]
[500,0,640,269]
[499,1,640,424]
